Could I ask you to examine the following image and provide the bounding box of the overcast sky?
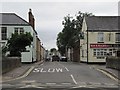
[1,1,119,50]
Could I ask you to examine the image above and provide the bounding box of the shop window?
[93,49,113,59]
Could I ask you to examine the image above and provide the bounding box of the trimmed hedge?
[106,56,120,70]
[2,57,21,74]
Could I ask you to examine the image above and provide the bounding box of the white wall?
[0,25,37,62]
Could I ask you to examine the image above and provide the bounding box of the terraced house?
[80,16,120,63]
[0,9,42,63]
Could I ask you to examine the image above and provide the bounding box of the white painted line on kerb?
[3,66,35,82]
[70,74,77,85]
[97,69,118,82]
[64,67,69,71]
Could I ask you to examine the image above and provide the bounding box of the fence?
[2,57,21,74]
[106,56,120,70]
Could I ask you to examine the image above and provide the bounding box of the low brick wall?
[106,56,120,70]
[2,57,21,74]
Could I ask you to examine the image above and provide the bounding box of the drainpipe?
[87,28,88,64]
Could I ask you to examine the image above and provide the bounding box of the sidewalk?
[2,60,44,82]
[98,66,120,81]
[90,64,120,82]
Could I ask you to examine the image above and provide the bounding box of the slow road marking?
[33,68,63,73]
[65,67,69,71]
[70,74,77,85]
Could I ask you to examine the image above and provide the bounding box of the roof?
[85,16,120,32]
[0,13,30,25]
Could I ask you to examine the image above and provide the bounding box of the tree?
[50,48,56,52]
[56,11,94,55]
[6,32,33,57]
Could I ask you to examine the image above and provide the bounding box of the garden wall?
[2,57,21,74]
[106,56,120,70]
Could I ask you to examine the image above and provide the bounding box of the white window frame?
[1,27,7,40]
[98,32,104,42]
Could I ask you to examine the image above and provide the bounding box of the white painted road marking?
[64,67,69,71]
[48,68,55,72]
[41,68,47,72]
[96,69,118,82]
[33,68,63,73]
[70,74,77,85]
[3,66,35,82]
[56,68,63,72]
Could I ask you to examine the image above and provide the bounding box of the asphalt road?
[2,61,119,90]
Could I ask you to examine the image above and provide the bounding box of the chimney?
[28,9,35,30]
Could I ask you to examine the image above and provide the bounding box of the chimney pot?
[29,8,32,12]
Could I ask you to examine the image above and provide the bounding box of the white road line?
[64,67,69,71]
[72,85,87,88]
[3,66,35,82]
[70,74,77,85]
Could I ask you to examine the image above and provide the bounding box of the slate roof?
[85,16,120,32]
[0,13,30,25]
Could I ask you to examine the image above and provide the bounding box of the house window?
[108,33,111,41]
[98,32,104,42]
[116,33,120,42]
[1,27,7,40]
[14,27,24,34]
[20,28,24,33]
[14,28,18,34]
[81,50,84,57]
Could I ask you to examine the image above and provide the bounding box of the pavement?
[97,66,120,82]
[2,61,120,83]
[89,64,120,83]
[2,60,44,82]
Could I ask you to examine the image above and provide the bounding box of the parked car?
[52,55,60,62]
[45,57,50,62]
[60,56,67,62]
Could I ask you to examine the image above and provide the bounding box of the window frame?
[97,32,104,43]
[1,27,7,40]
[116,33,120,42]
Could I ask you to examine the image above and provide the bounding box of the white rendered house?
[0,10,37,62]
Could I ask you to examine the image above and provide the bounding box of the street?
[2,61,119,90]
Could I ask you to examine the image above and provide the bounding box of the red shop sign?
[90,44,109,48]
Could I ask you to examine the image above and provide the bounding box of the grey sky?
[1,1,119,50]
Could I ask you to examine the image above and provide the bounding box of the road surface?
[2,61,119,90]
